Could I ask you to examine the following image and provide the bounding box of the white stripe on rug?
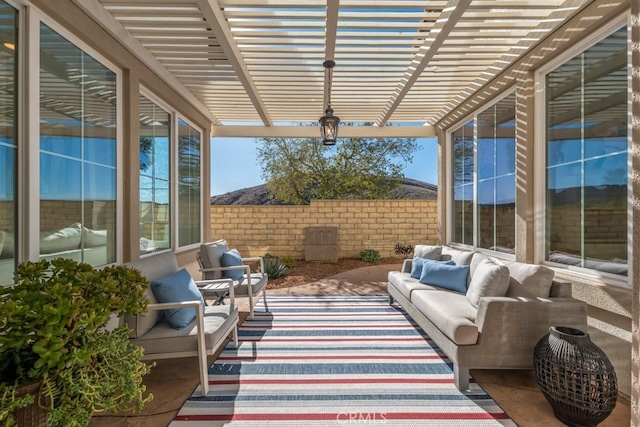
[171,294,516,427]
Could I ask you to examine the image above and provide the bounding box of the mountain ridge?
[211,178,438,205]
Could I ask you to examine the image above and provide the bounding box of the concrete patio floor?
[90,264,631,426]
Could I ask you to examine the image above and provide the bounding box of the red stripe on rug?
[238,337,430,343]
[208,378,463,385]
[217,355,443,361]
[175,412,510,421]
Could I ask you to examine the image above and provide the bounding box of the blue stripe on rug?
[208,362,453,376]
[189,393,495,402]
[172,294,517,426]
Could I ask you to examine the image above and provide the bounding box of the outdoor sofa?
[387,245,588,390]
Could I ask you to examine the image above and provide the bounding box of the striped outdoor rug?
[171,294,516,426]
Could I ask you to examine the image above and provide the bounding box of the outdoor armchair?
[197,239,268,319]
[124,251,239,396]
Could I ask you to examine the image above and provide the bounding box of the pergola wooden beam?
[196,0,272,126]
[376,0,473,126]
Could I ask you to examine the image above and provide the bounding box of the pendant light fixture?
[318,60,340,145]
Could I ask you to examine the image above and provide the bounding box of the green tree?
[256,123,418,205]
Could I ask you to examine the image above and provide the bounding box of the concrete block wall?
[210,199,438,259]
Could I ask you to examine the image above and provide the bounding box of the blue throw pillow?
[418,262,469,293]
[410,257,454,279]
[151,268,205,329]
[220,249,245,283]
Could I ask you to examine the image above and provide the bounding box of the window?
[451,121,474,246]
[0,1,18,285]
[139,95,170,254]
[477,94,516,252]
[39,24,117,266]
[450,93,516,254]
[177,119,201,247]
[545,27,628,276]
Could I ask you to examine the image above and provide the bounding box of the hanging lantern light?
[318,60,340,145]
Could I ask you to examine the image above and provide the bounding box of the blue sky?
[210,137,439,196]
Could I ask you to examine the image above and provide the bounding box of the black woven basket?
[533,326,617,427]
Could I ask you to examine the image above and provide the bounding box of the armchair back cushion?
[199,239,229,280]
[124,251,178,338]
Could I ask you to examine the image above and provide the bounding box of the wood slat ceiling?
[96,0,590,126]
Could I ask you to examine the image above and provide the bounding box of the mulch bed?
[266,257,403,290]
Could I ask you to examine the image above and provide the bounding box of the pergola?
[75,0,588,138]
[7,0,638,422]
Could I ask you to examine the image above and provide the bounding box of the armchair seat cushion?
[234,272,268,296]
[411,290,478,345]
[132,305,238,355]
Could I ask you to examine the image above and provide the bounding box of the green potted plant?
[0,258,154,427]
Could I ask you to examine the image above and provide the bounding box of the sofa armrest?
[549,278,572,298]
[475,296,588,343]
[401,259,412,274]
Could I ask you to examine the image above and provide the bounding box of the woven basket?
[13,380,48,427]
[533,326,617,427]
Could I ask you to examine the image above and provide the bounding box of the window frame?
[533,12,631,288]
[24,5,123,264]
[446,88,517,261]
[173,114,203,252]
[139,87,173,257]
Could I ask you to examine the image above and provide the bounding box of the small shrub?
[394,242,414,257]
[360,248,380,263]
[280,255,295,268]
[263,254,287,279]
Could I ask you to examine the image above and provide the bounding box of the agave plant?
[263,254,287,279]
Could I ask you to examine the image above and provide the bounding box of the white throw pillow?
[505,261,554,298]
[466,258,510,308]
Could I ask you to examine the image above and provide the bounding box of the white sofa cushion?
[441,246,475,266]
[466,258,510,308]
[40,223,82,254]
[504,261,555,298]
[83,227,108,247]
[388,271,442,300]
[411,290,478,345]
[0,230,14,258]
[413,245,442,260]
